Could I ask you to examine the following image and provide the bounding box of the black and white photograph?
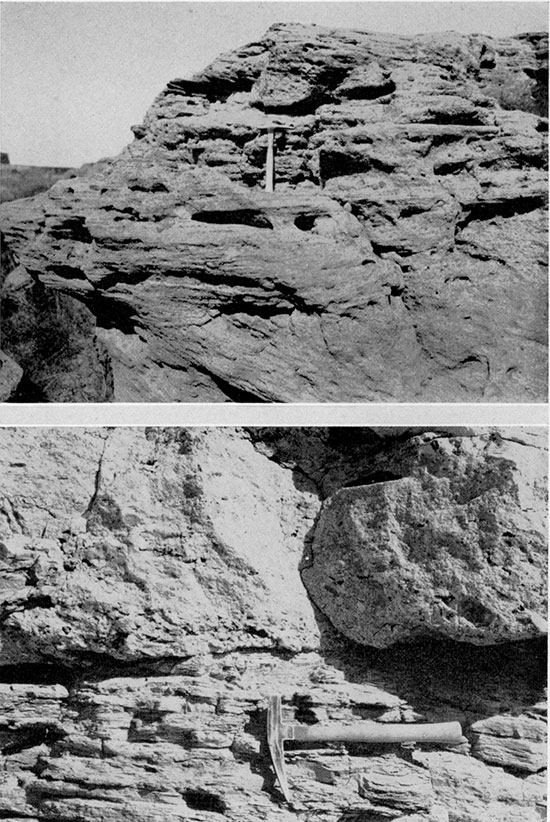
[0,425,547,819]
[0,3,547,821]
[0,2,547,403]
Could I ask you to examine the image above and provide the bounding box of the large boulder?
[0,427,320,665]
[301,429,547,646]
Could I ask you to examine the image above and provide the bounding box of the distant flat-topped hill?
[0,164,76,204]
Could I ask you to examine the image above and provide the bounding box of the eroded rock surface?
[301,429,547,647]
[0,352,23,401]
[0,427,546,821]
[0,25,547,401]
[0,233,113,402]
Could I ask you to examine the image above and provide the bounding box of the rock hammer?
[267,695,466,803]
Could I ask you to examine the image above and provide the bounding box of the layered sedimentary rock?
[0,427,546,821]
[0,25,547,402]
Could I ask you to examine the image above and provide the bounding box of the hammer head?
[267,696,291,803]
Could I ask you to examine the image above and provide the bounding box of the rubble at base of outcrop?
[0,427,546,821]
[0,24,547,402]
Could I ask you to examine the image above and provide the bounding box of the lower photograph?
[0,426,547,821]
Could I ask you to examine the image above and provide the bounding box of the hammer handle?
[287,721,464,746]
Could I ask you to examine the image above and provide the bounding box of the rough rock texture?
[0,25,547,402]
[0,352,23,401]
[0,234,113,402]
[0,427,546,821]
[301,429,547,647]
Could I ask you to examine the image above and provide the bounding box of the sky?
[1,1,548,166]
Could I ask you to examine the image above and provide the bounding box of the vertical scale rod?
[265,126,275,192]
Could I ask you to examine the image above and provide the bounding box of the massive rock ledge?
[0,427,546,820]
[0,24,547,401]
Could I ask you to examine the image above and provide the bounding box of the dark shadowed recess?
[313,604,546,730]
[2,282,113,403]
[0,662,74,688]
[245,427,476,497]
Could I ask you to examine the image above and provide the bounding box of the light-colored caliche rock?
[0,24,547,402]
[0,427,546,822]
[302,429,547,647]
[0,426,320,664]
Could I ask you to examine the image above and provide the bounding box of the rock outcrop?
[0,427,546,821]
[301,429,547,647]
[0,24,547,402]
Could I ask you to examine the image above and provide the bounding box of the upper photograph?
[0,2,547,403]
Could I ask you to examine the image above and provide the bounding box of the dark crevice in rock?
[218,298,293,319]
[183,790,228,814]
[187,363,268,403]
[340,79,396,101]
[434,159,468,175]
[128,181,169,193]
[337,812,390,822]
[291,694,319,724]
[48,217,93,244]
[274,283,323,316]
[319,148,371,180]
[46,263,88,281]
[1,724,67,755]
[371,241,414,258]
[400,204,429,218]
[454,239,507,264]
[343,470,405,487]
[167,75,257,102]
[191,209,273,229]
[314,617,547,724]
[0,663,74,686]
[1,259,114,402]
[261,95,331,117]
[0,594,54,625]
[456,194,547,231]
[0,646,303,687]
[65,652,194,683]
[370,156,397,173]
[4,372,47,402]
[422,112,488,127]
[92,295,138,334]
[294,213,317,231]
[176,268,274,294]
